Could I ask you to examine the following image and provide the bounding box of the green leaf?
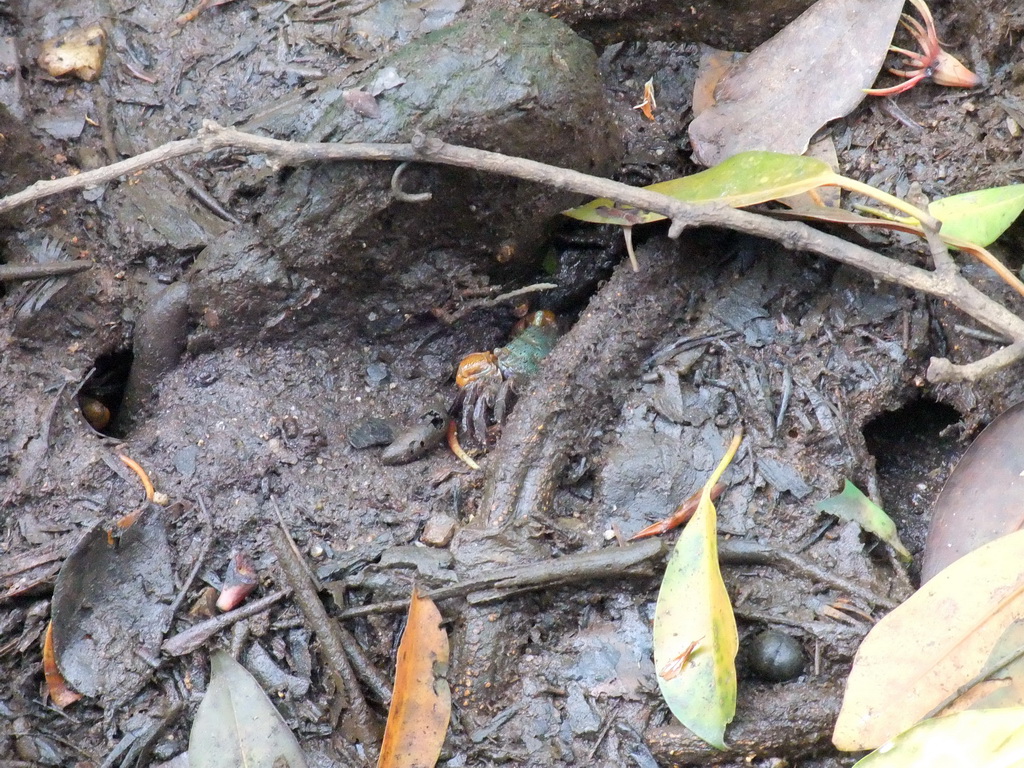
[563,151,834,225]
[653,435,742,749]
[189,651,308,768]
[930,185,1024,247]
[816,480,910,561]
[853,708,1024,767]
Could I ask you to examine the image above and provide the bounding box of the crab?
[451,310,559,450]
[865,0,980,96]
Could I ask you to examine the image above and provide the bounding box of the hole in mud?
[863,397,962,558]
[78,348,133,437]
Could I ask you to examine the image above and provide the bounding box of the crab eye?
[456,352,499,388]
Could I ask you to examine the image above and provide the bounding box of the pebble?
[365,362,391,387]
[421,514,457,547]
[348,417,395,449]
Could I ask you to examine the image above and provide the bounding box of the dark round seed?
[749,630,805,682]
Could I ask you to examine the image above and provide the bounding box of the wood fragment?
[0,261,93,282]
[162,590,289,656]
[271,527,381,748]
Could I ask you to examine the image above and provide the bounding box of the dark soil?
[3,1,1024,766]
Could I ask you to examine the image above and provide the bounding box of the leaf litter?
[834,528,1024,751]
[921,400,1024,582]
[653,433,742,749]
[49,506,174,701]
[688,0,905,166]
[815,480,911,561]
[378,585,450,768]
[188,650,308,768]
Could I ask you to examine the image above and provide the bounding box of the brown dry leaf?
[42,622,81,708]
[833,528,1024,751]
[692,46,745,118]
[688,0,904,166]
[632,78,656,121]
[922,401,1024,583]
[691,46,841,208]
[378,585,450,768]
[50,509,174,700]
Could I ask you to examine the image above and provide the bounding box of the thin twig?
[0,261,93,282]
[338,539,666,619]
[4,121,1024,381]
[162,589,289,656]
[271,527,380,748]
[434,282,558,325]
[164,165,240,224]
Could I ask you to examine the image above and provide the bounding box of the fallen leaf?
[563,151,834,226]
[378,585,450,768]
[565,151,1024,302]
[776,135,842,209]
[632,78,656,121]
[50,508,174,700]
[852,708,1024,767]
[833,528,1024,751]
[42,622,81,708]
[929,185,1024,247]
[692,46,745,118]
[688,0,904,166]
[921,401,1024,582]
[189,651,308,768]
[653,434,742,749]
[816,480,910,560]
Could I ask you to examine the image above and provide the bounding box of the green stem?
[832,174,936,227]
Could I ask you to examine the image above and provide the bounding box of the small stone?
[421,514,457,547]
[365,362,391,387]
[173,445,198,477]
[348,417,395,449]
[564,684,600,735]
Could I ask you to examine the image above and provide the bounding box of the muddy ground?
[3,0,1024,766]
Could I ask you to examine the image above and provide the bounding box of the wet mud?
[3,1,1024,767]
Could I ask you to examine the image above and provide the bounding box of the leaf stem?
[834,174,939,230]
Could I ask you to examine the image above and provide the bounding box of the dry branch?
[2,119,1023,381]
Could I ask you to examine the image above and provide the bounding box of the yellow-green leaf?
[930,185,1024,247]
[834,528,1024,751]
[563,151,833,225]
[815,480,911,561]
[853,708,1024,767]
[653,434,742,750]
